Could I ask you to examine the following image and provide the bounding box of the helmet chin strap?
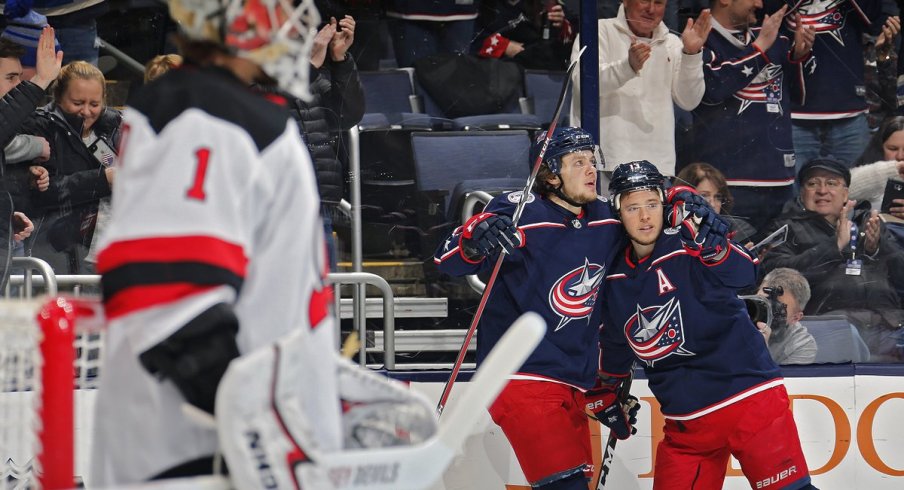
[553,181,585,208]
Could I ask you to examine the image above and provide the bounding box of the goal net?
[0,297,104,489]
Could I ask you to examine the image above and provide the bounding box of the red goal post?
[0,297,104,489]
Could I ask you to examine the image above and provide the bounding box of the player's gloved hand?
[584,376,640,440]
[665,186,731,262]
[460,212,524,259]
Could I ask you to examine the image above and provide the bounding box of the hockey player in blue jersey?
[595,161,816,489]
[433,127,630,489]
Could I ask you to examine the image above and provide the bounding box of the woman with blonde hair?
[19,60,121,273]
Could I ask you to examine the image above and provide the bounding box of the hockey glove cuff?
[585,376,640,440]
[139,303,241,414]
[460,212,524,260]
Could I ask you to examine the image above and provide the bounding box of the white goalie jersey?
[90,66,341,485]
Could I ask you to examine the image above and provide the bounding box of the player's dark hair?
[0,39,26,61]
[675,162,735,214]
[173,34,231,67]
[532,164,558,196]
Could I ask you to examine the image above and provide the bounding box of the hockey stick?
[435,46,586,416]
[595,363,637,490]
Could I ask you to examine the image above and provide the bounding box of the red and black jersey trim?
[98,236,248,319]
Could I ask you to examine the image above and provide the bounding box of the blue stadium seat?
[359,68,419,114]
[410,130,531,216]
[412,71,542,131]
[800,315,871,363]
[409,130,532,256]
[521,69,571,126]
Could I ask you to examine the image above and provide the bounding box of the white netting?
[0,298,105,490]
[0,299,43,490]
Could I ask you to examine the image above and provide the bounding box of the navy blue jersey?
[599,233,782,419]
[768,0,884,119]
[434,192,623,389]
[693,22,803,186]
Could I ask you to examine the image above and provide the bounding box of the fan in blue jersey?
[434,126,627,489]
[692,0,814,232]
[597,161,817,489]
[764,0,889,167]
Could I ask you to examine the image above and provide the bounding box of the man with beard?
[596,161,816,489]
[757,267,818,364]
[692,0,814,233]
[433,126,630,490]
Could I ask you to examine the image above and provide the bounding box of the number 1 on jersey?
[186,148,211,201]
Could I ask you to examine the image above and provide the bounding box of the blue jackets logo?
[548,258,605,331]
[736,64,783,114]
[798,0,849,45]
[625,297,694,366]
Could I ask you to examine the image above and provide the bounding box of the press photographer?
[745,268,818,365]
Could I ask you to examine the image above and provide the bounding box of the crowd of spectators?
[3,0,904,364]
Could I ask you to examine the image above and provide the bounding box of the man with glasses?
[761,157,904,361]
[597,160,816,489]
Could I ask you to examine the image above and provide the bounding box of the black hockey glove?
[584,376,640,440]
[666,186,731,262]
[460,212,524,259]
[139,303,241,414]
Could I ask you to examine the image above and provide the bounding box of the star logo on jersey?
[795,0,849,45]
[548,258,605,331]
[625,297,694,367]
[735,63,784,114]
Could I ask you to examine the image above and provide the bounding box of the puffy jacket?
[761,201,904,314]
[18,103,121,273]
[0,80,47,287]
[288,55,364,206]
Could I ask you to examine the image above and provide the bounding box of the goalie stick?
[595,363,637,490]
[435,46,586,416]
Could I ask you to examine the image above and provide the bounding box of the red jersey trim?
[97,235,248,277]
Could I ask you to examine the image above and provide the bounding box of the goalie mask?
[529,126,601,174]
[609,160,666,215]
[168,0,319,100]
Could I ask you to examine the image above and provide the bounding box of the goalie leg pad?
[139,302,240,414]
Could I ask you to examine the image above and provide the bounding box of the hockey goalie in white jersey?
[89,0,438,485]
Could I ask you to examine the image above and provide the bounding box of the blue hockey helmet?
[608,160,666,213]
[529,126,597,174]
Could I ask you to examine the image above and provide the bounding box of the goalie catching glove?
[584,374,640,440]
[666,186,732,262]
[460,212,524,260]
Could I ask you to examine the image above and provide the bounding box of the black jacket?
[761,200,904,314]
[289,55,364,206]
[19,103,121,273]
[0,81,48,287]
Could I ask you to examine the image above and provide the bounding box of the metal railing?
[5,259,397,369]
[325,272,396,369]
